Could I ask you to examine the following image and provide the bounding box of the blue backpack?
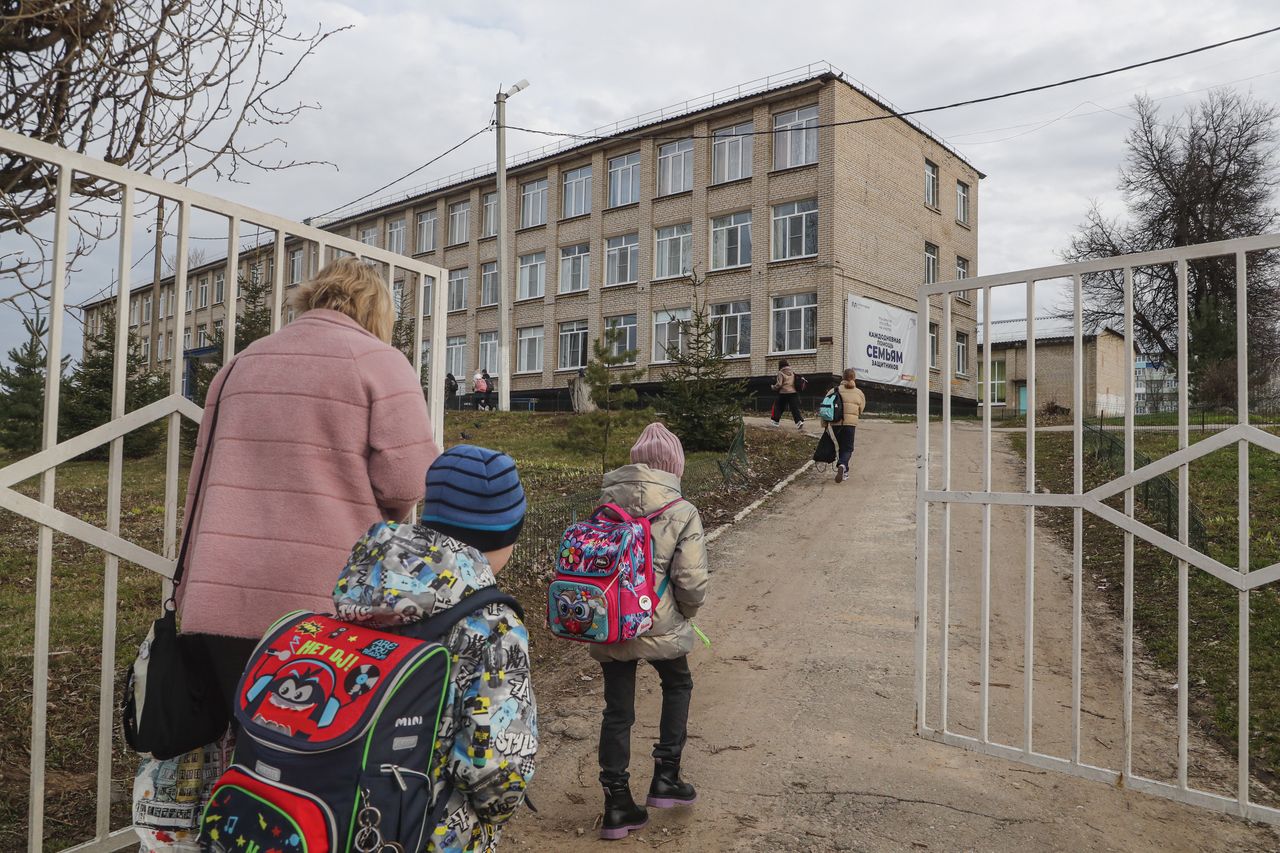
[818,386,844,423]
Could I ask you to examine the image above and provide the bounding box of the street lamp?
[495,79,529,412]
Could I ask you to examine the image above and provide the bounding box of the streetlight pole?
[495,79,529,412]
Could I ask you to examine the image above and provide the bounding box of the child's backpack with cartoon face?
[818,386,844,423]
[199,588,521,852]
[548,501,681,644]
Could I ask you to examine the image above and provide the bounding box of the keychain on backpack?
[353,787,405,853]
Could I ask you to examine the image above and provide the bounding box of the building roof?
[311,60,984,227]
[978,316,1123,347]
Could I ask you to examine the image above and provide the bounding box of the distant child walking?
[770,359,805,429]
[594,423,709,840]
[833,368,866,483]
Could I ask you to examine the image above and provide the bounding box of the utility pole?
[494,79,529,412]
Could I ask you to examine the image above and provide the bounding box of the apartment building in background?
[80,63,982,403]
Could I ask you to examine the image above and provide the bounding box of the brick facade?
[83,71,982,403]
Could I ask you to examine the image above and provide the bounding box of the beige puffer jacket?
[773,366,797,394]
[589,464,710,662]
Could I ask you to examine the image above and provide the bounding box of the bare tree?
[0,1,346,320]
[1065,90,1280,406]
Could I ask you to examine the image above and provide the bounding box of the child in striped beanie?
[332,445,535,851]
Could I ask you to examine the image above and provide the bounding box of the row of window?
[355,106,821,256]
[412,201,819,314]
[426,292,818,378]
[924,159,971,226]
[924,242,971,291]
[138,321,224,364]
[127,272,235,326]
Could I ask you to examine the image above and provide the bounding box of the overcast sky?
[5,0,1280,360]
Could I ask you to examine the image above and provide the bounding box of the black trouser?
[193,634,260,719]
[599,657,693,786]
[772,392,803,424]
[835,425,857,469]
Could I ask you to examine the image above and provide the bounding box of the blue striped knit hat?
[421,445,526,552]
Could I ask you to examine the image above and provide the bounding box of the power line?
[312,125,492,221]
[506,25,1280,143]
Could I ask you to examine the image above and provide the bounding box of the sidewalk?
[502,420,1278,851]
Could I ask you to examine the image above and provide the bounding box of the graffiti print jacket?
[333,521,537,853]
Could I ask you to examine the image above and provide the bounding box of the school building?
[79,62,982,404]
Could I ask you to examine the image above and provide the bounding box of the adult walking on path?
[176,258,440,713]
[593,423,709,840]
[833,368,866,483]
[770,358,805,429]
[505,420,1278,852]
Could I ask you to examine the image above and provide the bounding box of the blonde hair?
[290,257,394,343]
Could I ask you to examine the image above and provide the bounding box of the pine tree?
[193,272,274,405]
[0,311,58,455]
[659,272,746,452]
[565,329,648,473]
[61,309,167,458]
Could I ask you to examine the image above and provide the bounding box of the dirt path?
[502,421,1278,851]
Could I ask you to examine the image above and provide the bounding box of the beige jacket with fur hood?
[589,463,710,662]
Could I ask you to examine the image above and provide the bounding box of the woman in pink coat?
[176,258,440,708]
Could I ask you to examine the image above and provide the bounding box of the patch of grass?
[1,412,813,849]
[1017,429,1280,783]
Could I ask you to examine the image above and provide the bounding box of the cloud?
[4,0,1280,361]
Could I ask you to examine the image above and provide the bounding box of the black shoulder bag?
[123,360,237,759]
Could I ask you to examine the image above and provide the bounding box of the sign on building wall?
[845,295,918,387]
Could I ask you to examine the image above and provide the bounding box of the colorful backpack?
[199,587,520,853]
[548,500,682,644]
[818,385,844,423]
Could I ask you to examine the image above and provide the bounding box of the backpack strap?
[594,502,637,523]
[648,498,687,600]
[400,585,525,643]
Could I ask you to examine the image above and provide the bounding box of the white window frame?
[558,319,589,371]
[393,281,404,312]
[925,160,940,208]
[955,331,970,377]
[956,180,970,225]
[520,178,548,228]
[416,209,437,253]
[156,333,165,362]
[562,165,592,219]
[183,328,191,350]
[141,336,150,364]
[773,105,818,170]
[197,323,208,346]
[481,192,498,238]
[711,300,751,357]
[979,357,1006,405]
[711,210,752,270]
[480,261,498,307]
[130,298,139,326]
[289,249,303,283]
[185,284,193,312]
[712,122,754,184]
[652,307,691,363]
[605,314,638,362]
[387,219,406,254]
[655,223,692,280]
[956,256,970,301]
[478,331,498,375]
[929,322,939,370]
[605,233,639,286]
[657,138,694,196]
[198,278,209,308]
[925,242,939,285]
[213,319,223,339]
[516,325,544,373]
[770,292,817,354]
[421,275,435,317]
[446,334,467,379]
[608,152,641,207]
[359,225,379,246]
[447,268,468,312]
[771,199,818,261]
[559,243,590,294]
[447,200,471,245]
[214,272,225,305]
[517,251,545,300]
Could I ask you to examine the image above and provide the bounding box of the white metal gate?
[914,234,1280,826]
[0,127,448,852]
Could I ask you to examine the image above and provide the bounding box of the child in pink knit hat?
[591,422,709,840]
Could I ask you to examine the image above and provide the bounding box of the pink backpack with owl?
[547,500,683,644]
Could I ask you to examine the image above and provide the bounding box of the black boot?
[647,759,697,808]
[601,780,648,840]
